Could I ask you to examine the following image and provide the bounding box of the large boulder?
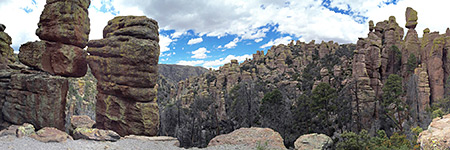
[87,16,160,136]
[19,41,87,77]
[2,72,68,131]
[73,127,120,141]
[294,133,333,150]
[30,127,72,143]
[36,0,90,48]
[208,127,287,150]
[405,7,418,29]
[418,114,450,149]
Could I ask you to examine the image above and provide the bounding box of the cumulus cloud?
[177,60,205,66]
[0,0,45,51]
[111,0,371,43]
[159,35,173,53]
[254,38,263,43]
[187,37,203,45]
[203,54,252,69]
[224,38,239,49]
[191,47,210,59]
[260,36,293,48]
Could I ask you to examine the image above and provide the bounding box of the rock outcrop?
[0,24,15,67]
[208,127,287,150]
[294,133,333,150]
[87,16,160,136]
[2,72,68,131]
[417,114,450,149]
[18,0,90,77]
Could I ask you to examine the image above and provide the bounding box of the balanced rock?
[36,0,90,47]
[18,0,89,77]
[87,16,160,136]
[405,7,418,29]
[31,127,72,143]
[73,127,120,141]
[294,133,333,150]
[2,73,68,131]
[208,127,287,150]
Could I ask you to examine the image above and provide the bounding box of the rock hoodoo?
[87,16,160,136]
[18,0,90,77]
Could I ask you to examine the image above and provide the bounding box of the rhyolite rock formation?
[18,0,90,77]
[87,16,160,136]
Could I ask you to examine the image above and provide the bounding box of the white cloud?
[159,35,173,53]
[217,45,223,49]
[191,47,210,59]
[187,37,203,45]
[254,38,263,43]
[224,38,239,49]
[203,54,252,69]
[177,60,205,66]
[260,36,293,48]
[171,31,186,38]
[0,0,46,51]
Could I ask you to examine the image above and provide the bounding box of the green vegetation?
[382,74,407,131]
[406,53,418,74]
[336,130,415,150]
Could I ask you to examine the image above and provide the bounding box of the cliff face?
[158,64,209,84]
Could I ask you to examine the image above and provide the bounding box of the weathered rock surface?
[417,114,450,149]
[294,133,333,150]
[70,115,95,129]
[0,24,15,66]
[73,127,120,141]
[208,127,287,150]
[36,0,90,48]
[19,41,87,77]
[405,7,418,29]
[2,72,68,131]
[87,16,160,136]
[18,0,90,77]
[30,127,72,143]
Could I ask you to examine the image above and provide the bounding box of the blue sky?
[1,0,450,69]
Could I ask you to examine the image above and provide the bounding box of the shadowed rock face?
[18,0,89,77]
[87,16,160,136]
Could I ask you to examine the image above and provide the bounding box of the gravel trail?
[0,136,255,150]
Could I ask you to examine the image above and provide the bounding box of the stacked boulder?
[19,0,90,77]
[1,0,91,131]
[87,16,160,136]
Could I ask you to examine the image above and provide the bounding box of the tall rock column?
[87,16,160,136]
[18,0,90,77]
